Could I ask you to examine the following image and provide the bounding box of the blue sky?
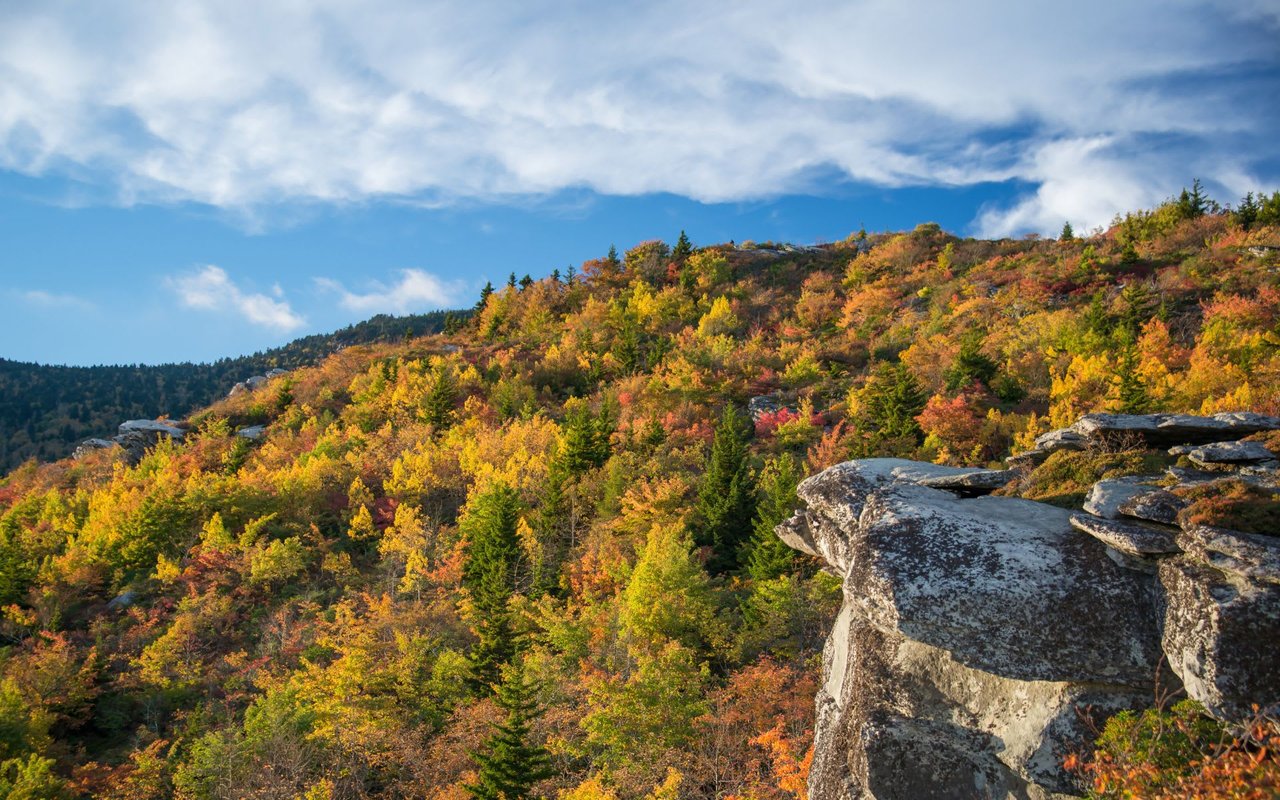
[1,1,1277,366]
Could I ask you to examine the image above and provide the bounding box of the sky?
[1,1,1278,365]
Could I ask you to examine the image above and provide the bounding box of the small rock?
[917,469,1014,496]
[245,375,268,390]
[1183,440,1276,469]
[118,419,185,439]
[1083,476,1160,519]
[1069,513,1182,557]
[73,438,118,459]
[1007,429,1088,467]
[236,425,266,440]
[229,382,249,398]
[748,395,784,422]
[107,590,137,610]
[1119,490,1188,525]
[265,368,288,378]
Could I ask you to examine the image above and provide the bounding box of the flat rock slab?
[1083,476,1161,519]
[1070,512,1182,557]
[1007,428,1088,467]
[1072,412,1280,447]
[917,469,1014,496]
[1119,490,1188,525]
[118,419,186,439]
[236,425,267,440]
[1178,525,1280,584]
[1180,440,1277,468]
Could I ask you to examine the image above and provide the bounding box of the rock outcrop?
[74,419,187,464]
[781,412,1280,799]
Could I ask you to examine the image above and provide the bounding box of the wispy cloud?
[170,265,305,331]
[317,269,461,315]
[9,288,96,310]
[0,1,1276,234]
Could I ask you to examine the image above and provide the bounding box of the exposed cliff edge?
[778,413,1280,800]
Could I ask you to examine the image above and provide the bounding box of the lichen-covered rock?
[1069,513,1181,558]
[917,468,1014,496]
[1159,557,1280,719]
[73,438,118,459]
[1072,412,1280,447]
[785,461,1162,799]
[1082,476,1159,519]
[1006,429,1087,466]
[1118,490,1188,525]
[1181,440,1277,469]
[118,419,186,439]
[236,425,267,440]
[1177,525,1280,585]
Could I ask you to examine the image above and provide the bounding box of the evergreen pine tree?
[861,363,927,442]
[744,454,801,582]
[943,331,998,391]
[476,281,494,311]
[533,453,571,596]
[422,364,457,431]
[1113,334,1150,414]
[519,274,533,290]
[1060,221,1075,241]
[461,483,525,688]
[560,400,611,475]
[672,230,693,261]
[507,272,517,289]
[695,406,756,574]
[606,244,620,268]
[465,662,554,800]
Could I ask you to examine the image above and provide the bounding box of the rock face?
[74,419,187,464]
[781,412,1280,800]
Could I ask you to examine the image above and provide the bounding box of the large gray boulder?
[119,419,186,439]
[779,459,1163,800]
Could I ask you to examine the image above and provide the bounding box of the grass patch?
[1007,449,1169,508]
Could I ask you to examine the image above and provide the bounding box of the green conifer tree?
[422,365,457,431]
[672,230,693,261]
[695,406,756,574]
[476,281,494,311]
[461,483,525,688]
[560,400,611,475]
[465,662,554,800]
[943,331,998,391]
[744,454,801,582]
[1060,221,1075,241]
[861,363,927,442]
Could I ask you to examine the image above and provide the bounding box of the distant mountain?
[0,309,466,470]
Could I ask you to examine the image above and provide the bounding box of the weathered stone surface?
[236,425,267,440]
[747,395,784,421]
[73,438,118,459]
[1177,525,1280,584]
[1159,557,1280,720]
[245,375,268,390]
[1119,490,1188,525]
[1072,412,1280,446]
[1083,476,1160,519]
[917,468,1014,496]
[1069,513,1181,557]
[118,419,185,439]
[265,367,288,378]
[788,462,1162,799]
[228,382,249,398]
[1007,429,1087,467]
[1183,440,1276,469]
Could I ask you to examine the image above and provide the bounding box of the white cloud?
[317,269,461,315]
[10,289,95,310]
[170,265,305,331]
[0,1,1275,234]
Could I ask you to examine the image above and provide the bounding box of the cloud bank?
[0,1,1276,234]
[317,269,461,315]
[170,265,305,331]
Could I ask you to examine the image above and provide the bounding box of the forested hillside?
[0,189,1278,799]
[0,310,463,470]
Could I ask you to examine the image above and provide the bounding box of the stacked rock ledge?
[780,411,1280,800]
